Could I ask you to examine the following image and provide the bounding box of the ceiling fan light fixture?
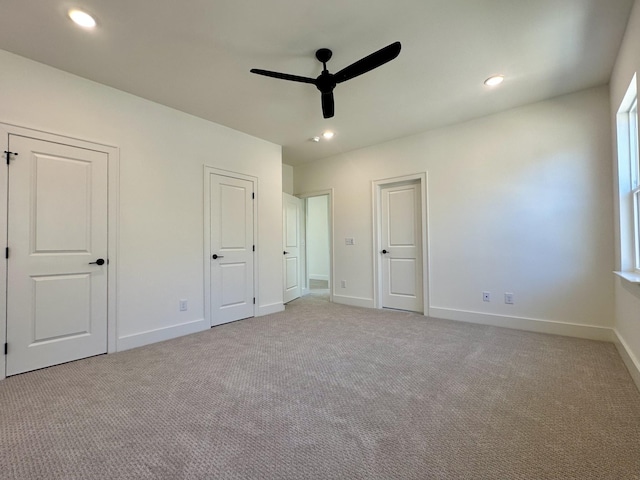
[484,75,504,87]
[68,9,96,28]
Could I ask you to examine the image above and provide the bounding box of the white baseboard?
[332,294,375,309]
[309,274,329,281]
[428,307,613,342]
[613,329,640,392]
[257,302,284,316]
[117,318,209,352]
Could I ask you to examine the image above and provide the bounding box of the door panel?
[7,135,108,376]
[283,193,302,303]
[285,257,298,290]
[32,274,91,342]
[33,155,92,252]
[220,184,247,247]
[388,189,416,246]
[220,263,248,307]
[389,259,417,296]
[210,174,254,325]
[381,182,423,312]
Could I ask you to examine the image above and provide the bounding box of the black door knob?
[381,249,389,254]
[89,258,105,265]
[283,251,290,255]
[212,254,225,260]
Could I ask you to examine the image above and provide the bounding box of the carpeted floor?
[1,293,639,479]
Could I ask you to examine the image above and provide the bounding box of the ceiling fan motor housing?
[316,72,336,93]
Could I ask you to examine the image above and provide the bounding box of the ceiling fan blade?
[334,41,401,84]
[250,69,316,85]
[321,91,334,119]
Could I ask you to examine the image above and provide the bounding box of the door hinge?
[252,245,255,252]
[252,192,255,200]
[4,343,7,355]
[5,247,8,259]
[4,150,18,165]
[253,297,255,305]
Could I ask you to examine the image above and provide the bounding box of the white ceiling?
[0,0,634,165]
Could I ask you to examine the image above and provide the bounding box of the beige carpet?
[1,293,639,479]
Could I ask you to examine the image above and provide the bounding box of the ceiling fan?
[250,41,401,119]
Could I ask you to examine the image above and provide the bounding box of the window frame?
[616,75,640,279]
[630,99,640,271]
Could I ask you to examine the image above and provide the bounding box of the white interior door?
[283,193,302,303]
[380,181,423,312]
[210,173,254,326]
[6,134,108,376]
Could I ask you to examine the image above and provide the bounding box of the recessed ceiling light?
[322,131,335,140]
[68,9,96,28]
[484,75,504,87]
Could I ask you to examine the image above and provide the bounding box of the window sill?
[614,271,640,284]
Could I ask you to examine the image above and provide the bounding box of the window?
[631,99,640,270]
[617,74,640,276]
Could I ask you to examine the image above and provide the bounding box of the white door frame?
[297,189,334,303]
[203,166,258,325]
[372,173,429,315]
[0,122,119,380]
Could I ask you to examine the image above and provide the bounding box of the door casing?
[373,173,429,315]
[0,123,119,380]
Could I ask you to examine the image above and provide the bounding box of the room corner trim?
[309,274,330,281]
[613,329,640,392]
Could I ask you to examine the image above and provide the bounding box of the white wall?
[0,49,283,351]
[610,0,640,388]
[294,86,614,340]
[282,164,294,195]
[307,195,330,282]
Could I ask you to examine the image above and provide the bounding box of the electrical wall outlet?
[179,299,188,311]
[341,280,347,288]
[504,293,514,304]
[483,291,491,302]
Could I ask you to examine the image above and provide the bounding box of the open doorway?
[306,195,330,296]
[299,191,333,302]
